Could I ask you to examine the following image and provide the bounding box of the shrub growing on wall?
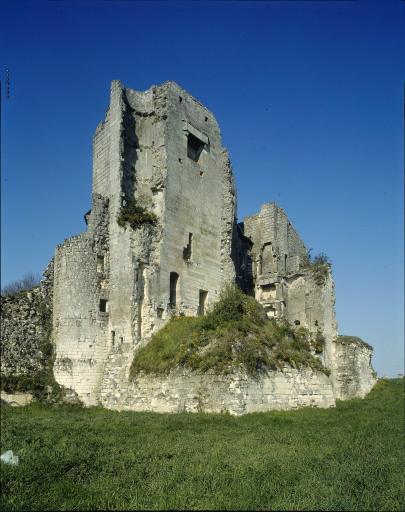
[117,199,157,230]
[302,251,332,286]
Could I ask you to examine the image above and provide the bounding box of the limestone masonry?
[1,81,377,412]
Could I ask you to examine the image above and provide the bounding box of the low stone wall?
[102,366,336,415]
[331,336,377,400]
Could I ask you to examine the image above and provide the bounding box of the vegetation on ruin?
[314,330,326,354]
[0,298,65,404]
[301,251,332,286]
[337,335,373,350]
[1,378,403,511]
[130,285,328,378]
[1,272,40,296]
[117,199,158,230]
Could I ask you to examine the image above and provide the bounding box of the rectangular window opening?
[198,290,208,316]
[99,299,108,313]
[187,132,205,162]
[169,272,179,308]
[97,255,105,273]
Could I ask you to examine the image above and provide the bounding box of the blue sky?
[1,0,403,377]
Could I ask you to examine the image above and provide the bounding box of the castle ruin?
[2,81,377,413]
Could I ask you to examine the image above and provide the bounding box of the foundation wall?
[101,366,335,415]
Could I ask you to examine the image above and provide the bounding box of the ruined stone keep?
[1,81,377,413]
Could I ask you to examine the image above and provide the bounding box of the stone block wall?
[101,366,335,415]
[157,82,236,316]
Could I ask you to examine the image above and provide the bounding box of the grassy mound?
[130,286,327,378]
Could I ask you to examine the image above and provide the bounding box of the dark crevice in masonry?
[120,90,138,203]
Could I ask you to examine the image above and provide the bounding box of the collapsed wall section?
[331,336,377,399]
[0,261,54,380]
[242,202,338,369]
[244,203,307,282]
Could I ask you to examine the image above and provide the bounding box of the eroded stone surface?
[331,336,377,399]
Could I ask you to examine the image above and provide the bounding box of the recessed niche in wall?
[187,132,205,162]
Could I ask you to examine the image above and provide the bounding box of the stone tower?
[47,80,376,409]
[52,81,237,405]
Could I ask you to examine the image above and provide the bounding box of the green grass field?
[1,379,403,511]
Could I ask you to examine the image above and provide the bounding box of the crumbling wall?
[100,366,335,415]
[241,202,338,369]
[1,261,53,377]
[244,203,307,280]
[331,336,377,399]
[285,271,338,368]
[0,261,54,401]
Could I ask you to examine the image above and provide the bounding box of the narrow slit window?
[183,233,193,261]
[198,290,208,316]
[187,133,205,162]
[169,272,179,308]
[97,255,105,273]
